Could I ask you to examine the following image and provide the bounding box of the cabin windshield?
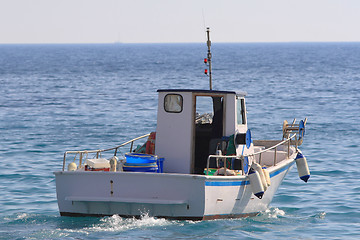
[195,96,214,125]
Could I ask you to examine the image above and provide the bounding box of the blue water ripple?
[1,43,360,239]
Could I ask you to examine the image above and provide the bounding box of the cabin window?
[237,98,246,125]
[164,94,183,113]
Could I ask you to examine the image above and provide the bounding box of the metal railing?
[62,133,150,171]
[205,133,298,176]
[247,133,297,166]
[205,155,242,176]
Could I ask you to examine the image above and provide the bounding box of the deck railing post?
[79,153,83,167]
[274,147,277,166]
[259,153,262,165]
[62,153,67,171]
[241,156,244,175]
[287,139,290,158]
[206,156,210,175]
[130,141,134,152]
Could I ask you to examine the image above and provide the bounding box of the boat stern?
[54,171,207,220]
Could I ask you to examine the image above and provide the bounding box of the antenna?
[202,9,206,30]
[204,27,213,90]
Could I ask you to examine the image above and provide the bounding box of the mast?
[204,27,213,90]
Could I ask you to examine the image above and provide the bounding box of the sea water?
[0,43,359,239]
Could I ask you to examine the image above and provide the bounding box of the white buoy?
[252,162,268,191]
[248,168,265,199]
[262,167,271,187]
[214,167,236,176]
[295,152,310,182]
[68,162,77,171]
[109,156,118,172]
[117,159,124,171]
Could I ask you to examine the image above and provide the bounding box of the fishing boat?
[54,28,310,220]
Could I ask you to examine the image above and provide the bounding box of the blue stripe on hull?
[205,180,249,186]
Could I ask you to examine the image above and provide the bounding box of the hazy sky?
[1,0,359,44]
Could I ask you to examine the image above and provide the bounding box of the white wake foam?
[264,207,286,218]
[87,213,176,232]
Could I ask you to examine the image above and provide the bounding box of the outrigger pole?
[204,27,213,90]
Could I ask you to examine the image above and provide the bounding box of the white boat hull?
[54,153,296,220]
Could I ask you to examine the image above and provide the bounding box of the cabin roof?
[157,89,247,96]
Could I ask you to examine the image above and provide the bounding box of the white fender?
[109,156,118,172]
[295,152,310,182]
[252,162,268,191]
[117,158,124,172]
[262,167,271,187]
[248,168,265,199]
[68,162,77,171]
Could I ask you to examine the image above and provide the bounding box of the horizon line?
[1,40,360,45]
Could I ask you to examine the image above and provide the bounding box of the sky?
[1,0,360,44]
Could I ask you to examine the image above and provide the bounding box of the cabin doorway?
[193,95,224,174]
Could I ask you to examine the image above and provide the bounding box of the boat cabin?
[155,89,254,174]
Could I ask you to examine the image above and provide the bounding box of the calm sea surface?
[0,43,359,239]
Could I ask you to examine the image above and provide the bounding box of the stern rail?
[62,133,150,171]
